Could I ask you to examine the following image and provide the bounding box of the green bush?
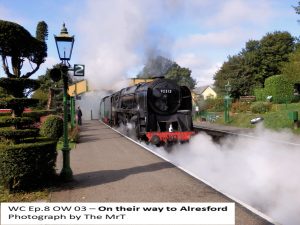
[0,138,57,191]
[254,75,294,103]
[24,110,56,122]
[292,95,300,103]
[0,116,34,128]
[264,75,294,103]
[204,98,225,112]
[40,115,63,140]
[254,88,267,102]
[231,101,251,113]
[0,98,39,116]
[250,101,272,114]
[0,128,39,142]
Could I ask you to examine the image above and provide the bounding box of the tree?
[255,31,294,86]
[138,55,196,89]
[280,46,300,86]
[213,55,256,98]
[294,1,300,19]
[214,31,296,98]
[32,64,72,109]
[0,20,48,78]
[165,63,196,89]
[0,20,57,192]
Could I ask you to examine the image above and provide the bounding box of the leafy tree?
[0,20,48,78]
[213,55,256,98]
[36,21,48,41]
[294,1,300,22]
[138,55,196,89]
[255,31,294,86]
[0,20,57,192]
[165,63,196,89]
[32,65,72,109]
[281,46,300,84]
[214,31,296,98]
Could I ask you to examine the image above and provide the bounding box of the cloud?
[205,0,274,28]
[175,53,221,86]
[74,0,158,91]
[174,28,249,52]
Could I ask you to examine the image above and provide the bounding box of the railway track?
[194,124,300,147]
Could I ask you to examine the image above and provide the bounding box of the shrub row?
[231,101,251,113]
[0,116,34,128]
[0,98,39,109]
[0,138,57,191]
[203,98,225,112]
[24,110,57,122]
[250,102,272,114]
[0,128,39,141]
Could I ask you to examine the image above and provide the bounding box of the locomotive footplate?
[146,131,195,145]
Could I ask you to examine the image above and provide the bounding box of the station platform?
[50,120,274,225]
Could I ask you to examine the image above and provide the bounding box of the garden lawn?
[215,103,300,134]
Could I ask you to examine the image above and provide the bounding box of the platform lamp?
[224,81,231,123]
[54,23,75,181]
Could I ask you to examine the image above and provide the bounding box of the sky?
[0,0,300,90]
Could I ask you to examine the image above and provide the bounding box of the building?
[193,85,217,100]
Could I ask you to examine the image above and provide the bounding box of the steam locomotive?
[99,77,194,145]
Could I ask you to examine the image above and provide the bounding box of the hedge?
[24,110,56,122]
[254,75,294,103]
[0,116,34,128]
[0,138,57,191]
[0,78,40,95]
[0,128,39,142]
[40,115,63,140]
[250,102,272,114]
[0,98,39,109]
[264,75,294,103]
[254,88,266,102]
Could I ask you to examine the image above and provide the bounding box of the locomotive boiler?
[100,77,194,145]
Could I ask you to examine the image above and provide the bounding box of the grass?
[0,185,49,202]
[56,140,76,150]
[211,102,300,134]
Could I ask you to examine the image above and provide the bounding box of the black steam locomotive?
[100,77,194,145]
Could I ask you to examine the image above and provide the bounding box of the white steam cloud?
[76,91,108,120]
[75,0,177,91]
[142,126,300,225]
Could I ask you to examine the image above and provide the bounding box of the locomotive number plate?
[160,89,172,94]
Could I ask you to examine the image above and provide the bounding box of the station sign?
[74,64,85,76]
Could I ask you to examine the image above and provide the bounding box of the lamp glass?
[54,36,74,61]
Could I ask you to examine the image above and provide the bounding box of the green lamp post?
[54,23,75,181]
[224,81,231,123]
